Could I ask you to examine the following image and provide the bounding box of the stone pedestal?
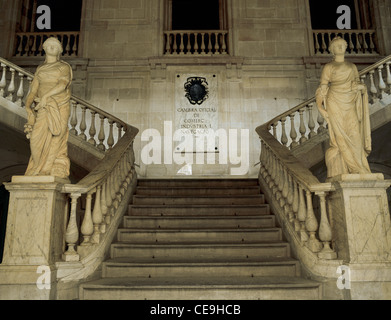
[328,174,391,299]
[0,176,68,300]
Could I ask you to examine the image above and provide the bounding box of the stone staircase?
[79,179,322,300]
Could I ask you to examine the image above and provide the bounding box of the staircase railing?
[256,54,391,271]
[0,57,139,276]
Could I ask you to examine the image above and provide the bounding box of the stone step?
[117,228,282,243]
[102,257,300,278]
[137,178,259,188]
[128,204,270,216]
[110,242,291,260]
[132,194,265,205]
[79,276,322,300]
[135,186,262,196]
[123,215,276,229]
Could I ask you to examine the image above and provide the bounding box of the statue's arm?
[36,64,71,110]
[316,65,331,119]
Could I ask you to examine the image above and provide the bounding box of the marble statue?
[315,36,372,179]
[24,37,73,179]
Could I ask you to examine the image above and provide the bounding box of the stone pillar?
[328,173,391,299]
[0,176,68,300]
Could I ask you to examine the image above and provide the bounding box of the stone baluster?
[179,32,184,54]
[272,123,278,139]
[369,32,375,53]
[368,70,378,102]
[16,36,24,56]
[80,192,94,245]
[79,106,87,140]
[186,32,191,54]
[259,142,267,179]
[207,33,212,54]
[320,33,326,53]
[297,186,309,242]
[305,190,322,253]
[307,104,316,139]
[386,62,391,91]
[221,32,227,54]
[165,33,171,54]
[289,114,298,149]
[355,32,362,53]
[348,32,354,53]
[63,193,81,261]
[280,167,288,208]
[173,32,178,54]
[71,35,78,56]
[214,32,220,54]
[285,174,294,223]
[201,33,206,54]
[277,161,285,202]
[194,33,199,53]
[280,117,288,147]
[69,100,78,135]
[23,36,31,56]
[88,111,97,146]
[377,65,387,99]
[316,191,337,259]
[314,32,320,54]
[16,73,25,107]
[100,181,108,233]
[92,185,104,243]
[0,63,6,97]
[298,108,307,144]
[6,68,16,101]
[117,123,123,140]
[104,181,112,225]
[65,36,71,56]
[362,33,369,53]
[107,120,115,150]
[98,115,106,151]
[292,180,300,232]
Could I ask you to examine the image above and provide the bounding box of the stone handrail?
[164,30,228,55]
[313,29,377,55]
[256,54,391,267]
[14,32,80,57]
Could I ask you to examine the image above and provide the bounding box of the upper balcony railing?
[312,29,378,55]
[13,32,80,57]
[164,30,229,55]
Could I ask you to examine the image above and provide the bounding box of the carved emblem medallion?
[184,77,209,105]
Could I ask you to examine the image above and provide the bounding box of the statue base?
[0,176,68,299]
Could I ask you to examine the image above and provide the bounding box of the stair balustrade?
[164,30,228,55]
[14,32,80,57]
[0,56,139,273]
[0,57,125,151]
[269,55,391,150]
[313,29,377,55]
[256,54,391,267]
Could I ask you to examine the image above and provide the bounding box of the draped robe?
[25,61,72,179]
[316,61,372,178]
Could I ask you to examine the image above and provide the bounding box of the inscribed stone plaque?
[175,73,218,153]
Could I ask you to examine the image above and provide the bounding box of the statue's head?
[329,36,348,56]
[42,37,63,60]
